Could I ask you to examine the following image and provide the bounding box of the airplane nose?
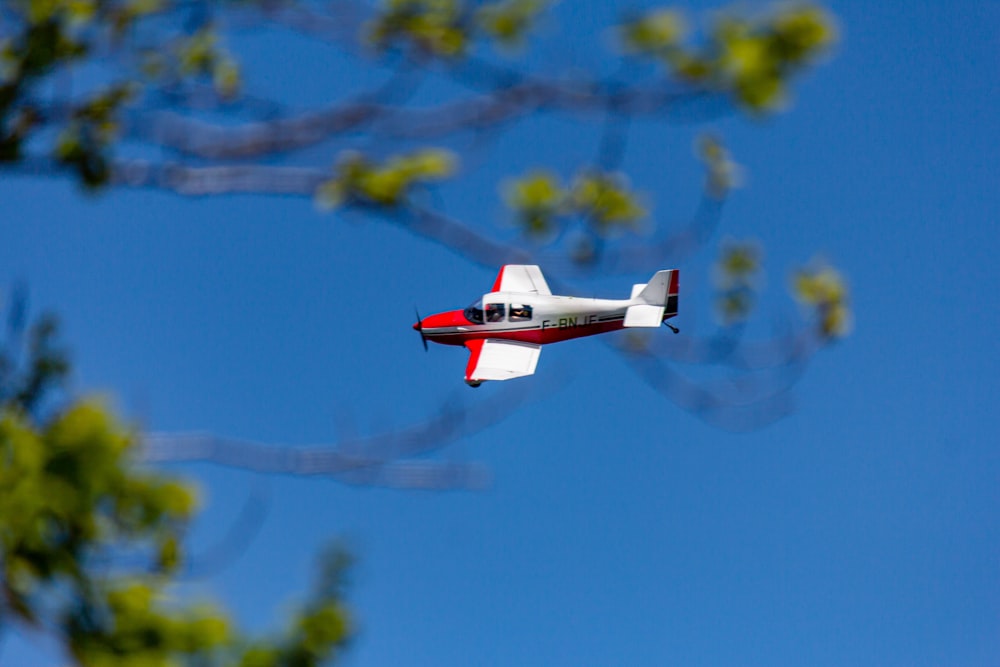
[413,308,429,351]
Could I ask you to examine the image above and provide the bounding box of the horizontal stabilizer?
[624,304,665,328]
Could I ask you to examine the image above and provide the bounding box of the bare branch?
[110,160,327,195]
[140,79,717,161]
[611,340,799,432]
[138,382,541,490]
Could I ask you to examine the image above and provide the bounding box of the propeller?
[413,307,428,351]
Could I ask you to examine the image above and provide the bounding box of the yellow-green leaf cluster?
[571,171,647,234]
[718,242,761,283]
[502,170,567,239]
[0,308,359,665]
[0,3,136,170]
[3,13,87,80]
[476,0,547,50]
[316,148,457,209]
[68,582,231,667]
[74,84,135,142]
[23,0,97,27]
[368,0,468,58]
[292,601,351,662]
[618,4,835,113]
[54,126,110,188]
[233,546,354,667]
[174,26,242,99]
[123,0,164,19]
[618,9,686,56]
[791,260,852,338]
[502,168,648,240]
[711,5,836,111]
[713,239,761,325]
[53,84,135,189]
[0,400,198,625]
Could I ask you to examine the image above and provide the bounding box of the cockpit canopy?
[464,299,484,324]
[464,298,530,324]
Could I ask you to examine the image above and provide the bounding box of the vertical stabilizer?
[625,269,679,327]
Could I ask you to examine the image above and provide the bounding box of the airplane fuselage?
[418,293,642,347]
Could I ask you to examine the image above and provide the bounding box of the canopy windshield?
[464,299,484,324]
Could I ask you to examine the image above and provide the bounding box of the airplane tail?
[624,269,679,328]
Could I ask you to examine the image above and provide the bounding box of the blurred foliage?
[618,8,687,55]
[791,260,853,338]
[713,239,762,325]
[315,148,457,209]
[620,4,836,111]
[571,171,646,234]
[0,0,239,187]
[0,300,354,665]
[0,0,836,193]
[367,0,549,56]
[55,83,136,188]
[0,0,851,656]
[0,0,849,406]
[502,168,646,241]
[476,0,548,50]
[368,0,468,57]
[0,290,69,413]
[696,134,743,199]
[174,26,242,99]
[502,169,567,239]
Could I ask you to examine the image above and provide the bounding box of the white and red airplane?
[413,264,679,386]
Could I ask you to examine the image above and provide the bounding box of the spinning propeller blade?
[413,307,428,351]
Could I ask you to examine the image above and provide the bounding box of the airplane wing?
[490,265,551,295]
[465,339,541,382]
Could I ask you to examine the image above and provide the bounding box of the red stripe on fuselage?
[423,318,626,346]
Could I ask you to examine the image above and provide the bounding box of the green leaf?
[791,260,852,338]
[714,239,761,288]
[368,0,468,57]
[502,170,567,239]
[320,149,457,209]
[571,171,646,233]
[477,0,547,49]
[771,6,837,65]
[619,8,686,55]
[712,239,762,325]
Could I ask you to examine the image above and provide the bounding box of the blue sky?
[2,0,998,665]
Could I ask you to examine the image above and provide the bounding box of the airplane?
[413,264,679,387]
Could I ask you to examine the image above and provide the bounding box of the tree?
[1,0,852,663]
[0,0,851,427]
[1,306,354,665]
